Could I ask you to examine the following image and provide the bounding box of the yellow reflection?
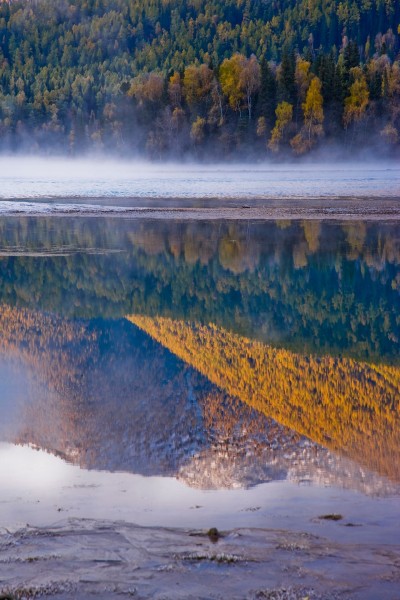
[129,315,400,483]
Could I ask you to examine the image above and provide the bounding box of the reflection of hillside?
[0,305,203,475]
[181,390,396,494]
[1,305,398,494]
[129,316,400,483]
[0,305,315,487]
[0,305,306,484]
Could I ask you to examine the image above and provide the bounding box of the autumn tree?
[294,57,311,120]
[168,72,183,108]
[291,77,324,154]
[381,61,400,145]
[191,116,207,144]
[219,54,246,115]
[256,116,267,139]
[183,64,214,111]
[343,67,369,132]
[268,101,293,152]
[219,53,260,119]
[129,73,164,106]
[208,78,225,126]
[240,54,261,120]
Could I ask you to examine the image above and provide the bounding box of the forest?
[0,0,399,157]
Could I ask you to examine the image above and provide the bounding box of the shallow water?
[0,214,399,542]
[0,158,399,203]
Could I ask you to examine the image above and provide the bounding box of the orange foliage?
[129,315,400,483]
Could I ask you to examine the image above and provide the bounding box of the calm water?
[0,214,399,535]
[0,159,399,204]
[0,217,400,494]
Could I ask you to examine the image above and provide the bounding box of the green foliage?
[0,0,399,154]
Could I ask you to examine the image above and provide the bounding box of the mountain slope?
[1,0,397,69]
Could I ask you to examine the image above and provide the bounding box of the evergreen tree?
[277,51,296,105]
[255,59,277,129]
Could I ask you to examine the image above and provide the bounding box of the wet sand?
[0,196,400,220]
[1,518,399,599]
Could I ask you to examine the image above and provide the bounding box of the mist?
[0,156,399,208]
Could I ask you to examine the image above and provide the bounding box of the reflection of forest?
[0,217,398,362]
[130,316,400,484]
[0,305,398,494]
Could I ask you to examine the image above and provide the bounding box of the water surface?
[0,159,399,205]
[0,216,398,536]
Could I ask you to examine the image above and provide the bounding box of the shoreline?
[1,444,400,599]
[1,518,399,599]
[0,197,400,220]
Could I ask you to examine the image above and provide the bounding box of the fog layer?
[0,157,399,202]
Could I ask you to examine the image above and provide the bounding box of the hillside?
[0,0,399,155]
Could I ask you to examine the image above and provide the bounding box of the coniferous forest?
[0,0,399,158]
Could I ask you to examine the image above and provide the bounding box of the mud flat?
[0,518,399,600]
[0,196,400,220]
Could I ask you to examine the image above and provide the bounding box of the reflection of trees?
[0,218,398,361]
[218,225,260,274]
[303,221,321,254]
[343,222,367,260]
[184,224,218,265]
[292,240,308,269]
[130,315,400,484]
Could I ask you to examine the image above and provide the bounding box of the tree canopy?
[0,0,399,156]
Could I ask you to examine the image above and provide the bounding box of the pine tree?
[277,50,296,105]
[255,59,277,129]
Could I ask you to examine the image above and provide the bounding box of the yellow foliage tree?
[343,67,369,129]
[291,76,324,154]
[190,116,206,144]
[268,101,293,152]
[219,54,245,114]
[295,57,311,104]
[256,116,267,138]
[381,60,400,144]
[219,53,260,119]
[168,72,182,107]
[128,72,164,106]
[183,64,214,107]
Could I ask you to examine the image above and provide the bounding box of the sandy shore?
[1,518,399,599]
[0,197,400,220]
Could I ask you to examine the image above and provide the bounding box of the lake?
[0,162,399,599]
